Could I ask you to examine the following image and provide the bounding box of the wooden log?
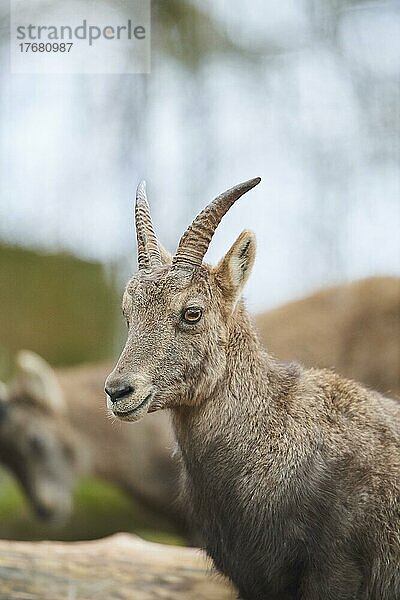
[0,533,235,599]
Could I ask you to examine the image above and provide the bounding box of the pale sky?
[1,0,399,311]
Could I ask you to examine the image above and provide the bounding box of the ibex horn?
[135,181,162,270]
[173,177,261,268]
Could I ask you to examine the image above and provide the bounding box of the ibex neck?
[172,302,285,444]
[225,303,272,399]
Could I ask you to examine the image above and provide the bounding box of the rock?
[0,533,235,599]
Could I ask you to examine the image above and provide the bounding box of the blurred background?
[0,0,399,545]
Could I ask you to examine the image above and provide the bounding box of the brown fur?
[107,181,400,600]
[255,276,400,399]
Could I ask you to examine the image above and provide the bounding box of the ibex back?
[106,178,400,600]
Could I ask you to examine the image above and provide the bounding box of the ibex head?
[105,177,261,421]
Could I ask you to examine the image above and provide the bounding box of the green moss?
[0,470,184,545]
[0,243,120,379]
[0,473,24,521]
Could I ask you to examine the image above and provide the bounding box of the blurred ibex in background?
[256,276,400,399]
[106,179,400,600]
[0,353,80,522]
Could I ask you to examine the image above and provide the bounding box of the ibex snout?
[105,371,154,422]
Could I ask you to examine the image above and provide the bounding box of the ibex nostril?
[105,385,133,403]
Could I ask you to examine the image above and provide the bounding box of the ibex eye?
[182,307,203,324]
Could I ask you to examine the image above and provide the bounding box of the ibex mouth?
[113,393,153,421]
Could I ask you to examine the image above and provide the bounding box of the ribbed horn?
[135,182,149,270]
[135,181,162,270]
[173,177,261,268]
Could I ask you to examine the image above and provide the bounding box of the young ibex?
[106,179,400,600]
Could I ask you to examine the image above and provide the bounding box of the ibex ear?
[159,242,172,265]
[214,230,256,304]
[12,351,66,415]
[0,381,8,401]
